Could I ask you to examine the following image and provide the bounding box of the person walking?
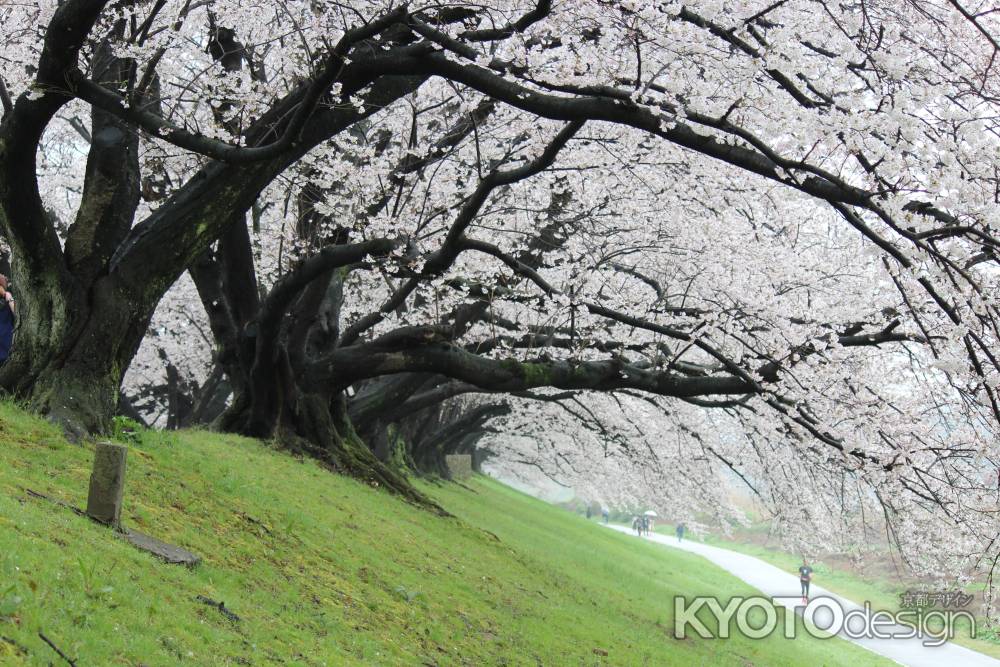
[798,558,813,603]
[0,275,17,365]
[601,507,609,524]
[675,523,685,543]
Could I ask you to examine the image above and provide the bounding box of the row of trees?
[5,0,1000,609]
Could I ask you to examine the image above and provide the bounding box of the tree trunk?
[7,275,149,438]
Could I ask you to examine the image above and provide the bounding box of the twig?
[38,632,76,666]
[67,116,92,143]
[236,511,272,535]
[195,595,241,622]
[24,488,85,516]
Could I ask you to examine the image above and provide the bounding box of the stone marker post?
[86,441,127,527]
[445,454,473,481]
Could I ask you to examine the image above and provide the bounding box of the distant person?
[0,275,16,364]
[586,506,592,520]
[633,516,642,536]
[676,523,685,543]
[798,558,813,603]
[602,508,609,524]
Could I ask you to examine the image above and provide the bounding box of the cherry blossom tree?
[6,0,1000,598]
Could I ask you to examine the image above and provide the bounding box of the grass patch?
[0,402,890,665]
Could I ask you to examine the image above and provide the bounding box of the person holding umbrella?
[643,510,657,534]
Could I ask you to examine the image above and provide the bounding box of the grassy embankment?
[0,402,890,665]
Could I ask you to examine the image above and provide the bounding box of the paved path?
[607,525,999,667]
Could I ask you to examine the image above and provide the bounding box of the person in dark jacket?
[798,558,813,603]
[0,275,16,364]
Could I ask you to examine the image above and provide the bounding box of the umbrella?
[643,510,658,517]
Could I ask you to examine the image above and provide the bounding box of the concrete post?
[86,441,127,527]
[445,454,473,481]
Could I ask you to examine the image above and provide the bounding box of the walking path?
[607,525,999,667]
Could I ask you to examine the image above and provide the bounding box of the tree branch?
[68,6,410,163]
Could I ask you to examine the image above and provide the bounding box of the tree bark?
[10,275,151,438]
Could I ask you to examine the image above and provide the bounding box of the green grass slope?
[0,403,889,666]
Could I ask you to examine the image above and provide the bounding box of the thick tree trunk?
[214,325,437,506]
[0,15,144,438]
[7,276,149,438]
